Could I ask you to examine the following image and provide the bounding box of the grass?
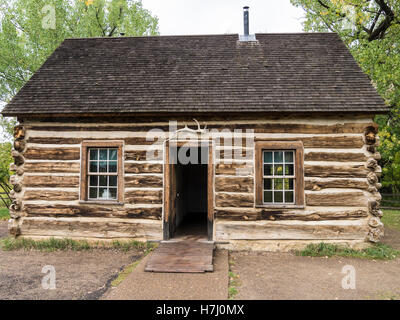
[0,237,158,252]
[228,256,240,300]
[0,207,9,221]
[296,242,400,260]
[382,209,400,232]
[111,242,158,287]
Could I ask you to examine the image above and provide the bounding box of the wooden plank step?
[145,241,214,273]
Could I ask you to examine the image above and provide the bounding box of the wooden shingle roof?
[2,33,388,116]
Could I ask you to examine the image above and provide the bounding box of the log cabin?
[1,29,388,251]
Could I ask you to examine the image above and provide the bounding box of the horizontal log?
[304,164,369,178]
[215,177,254,193]
[217,149,253,160]
[215,163,253,175]
[306,191,368,207]
[125,150,162,161]
[125,190,162,204]
[20,217,162,239]
[215,192,254,207]
[25,147,80,160]
[256,136,364,148]
[125,207,162,220]
[24,190,79,201]
[215,207,368,221]
[305,178,370,191]
[24,204,161,220]
[305,152,367,162]
[26,122,374,134]
[215,220,369,240]
[124,175,163,188]
[24,175,79,188]
[28,136,164,146]
[125,163,162,174]
[24,162,80,173]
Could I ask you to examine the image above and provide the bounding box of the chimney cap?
[239,5,257,42]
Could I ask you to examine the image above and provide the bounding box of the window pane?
[99,175,107,186]
[274,178,283,190]
[89,187,97,199]
[285,151,294,163]
[274,191,283,203]
[89,149,98,160]
[109,161,117,173]
[284,178,294,190]
[89,161,98,173]
[263,151,272,163]
[274,164,283,175]
[99,188,108,199]
[274,151,283,163]
[99,149,108,160]
[109,149,118,160]
[263,178,272,190]
[285,164,294,175]
[264,191,272,203]
[89,175,98,187]
[109,176,117,187]
[109,188,117,200]
[285,191,294,203]
[264,164,273,176]
[99,161,107,172]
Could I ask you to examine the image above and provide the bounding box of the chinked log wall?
[8,115,383,243]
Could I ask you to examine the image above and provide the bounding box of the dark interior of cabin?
[173,146,208,240]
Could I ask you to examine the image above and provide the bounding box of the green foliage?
[382,209,400,231]
[0,0,159,105]
[111,239,157,253]
[1,237,92,251]
[0,142,13,184]
[0,207,9,220]
[0,0,159,142]
[0,236,158,252]
[291,0,400,192]
[296,242,400,260]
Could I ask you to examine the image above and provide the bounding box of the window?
[255,141,304,207]
[80,141,123,203]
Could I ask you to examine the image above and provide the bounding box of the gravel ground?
[0,248,142,300]
[230,251,400,300]
[0,221,8,239]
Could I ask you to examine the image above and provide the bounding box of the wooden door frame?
[163,140,214,241]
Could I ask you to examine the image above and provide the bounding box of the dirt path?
[0,221,8,239]
[103,250,229,300]
[230,251,400,300]
[0,249,142,300]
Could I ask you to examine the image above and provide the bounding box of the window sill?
[79,200,124,206]
[255,204,305,209]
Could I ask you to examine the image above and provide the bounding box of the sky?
[141,0,306,35]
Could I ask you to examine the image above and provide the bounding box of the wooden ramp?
[145,241,214,273]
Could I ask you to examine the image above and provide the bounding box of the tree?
[0,142,13,208]
[0,0,159,141]
[0,0,159,198]
[291,0,400,193]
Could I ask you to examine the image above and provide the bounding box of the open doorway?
[163,143,213,241]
